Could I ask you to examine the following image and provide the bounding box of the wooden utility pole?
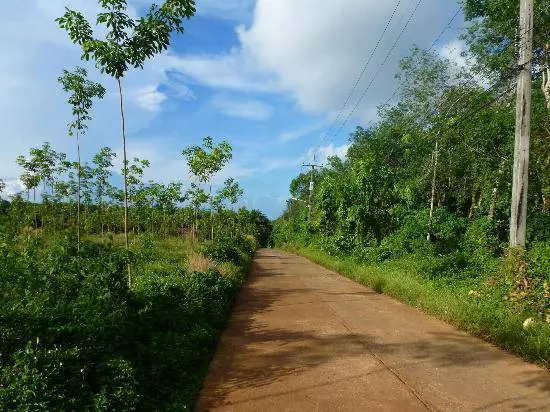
[302,154,323,223]
[510,0,533,248]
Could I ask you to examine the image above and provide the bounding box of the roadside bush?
[528,242,550,279]
[376,210,431,261]
[199,234,254,267]
[0,236,135,410]
[0,231,255,410]
[527,212,550,242]
[419,251,470,280]
[430,208,468,254]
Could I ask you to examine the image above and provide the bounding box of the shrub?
[199,234,255,266]
[528,242,550,280]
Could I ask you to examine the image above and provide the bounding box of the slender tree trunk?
[33,188,38,230]
[76,125,81,252]
[100,199,105,243]
[427,140,439,241]
[117,77,131,286]
[489,186,498,220]
[193,206,197,243]
[468,185,477,220]
[209,183,214,242]
[510,0,533,248]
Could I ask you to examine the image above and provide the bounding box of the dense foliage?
[0,230,262,410]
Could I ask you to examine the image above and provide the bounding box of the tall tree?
[59,67,105,251]
[57,0,196,259]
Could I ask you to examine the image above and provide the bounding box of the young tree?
[59,67,106,250]
[213,178,243,238]
[16,155,40,202]
[27,143,60,198]
[125,157,150,236]
[184,183,208,243]
[182,137,232,241]
[92,147,116,241]
[57,0,197,256]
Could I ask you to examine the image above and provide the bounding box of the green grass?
[287,245,550,368]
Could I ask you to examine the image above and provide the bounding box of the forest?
[0,1,271,410]
[274,0,550,365]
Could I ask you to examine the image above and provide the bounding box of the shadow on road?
[198,250,550,411]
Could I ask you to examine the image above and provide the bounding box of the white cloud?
[212,95,274,120]
[165,49,277,93]
[261,155,305,173]
[135,86,167,112]
[278,122,325,143]
[440,40,468,69]
[439,40,488,87]
[2,179,25,198]
[308,143,350,164]
[172,0,461,122]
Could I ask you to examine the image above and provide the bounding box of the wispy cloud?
[212,95,274,121]
[278,122,326,143]
[135,85,167,112]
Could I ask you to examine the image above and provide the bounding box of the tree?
[185,183,208,242]
[462,0,549,81]
[16,154,39,202]
[125,157,150,235]
[92,147,116,241]
[182,137,232,241]
[0,178,5,197]
[27,143,60,198]
[57,0,197,257]
[213,178,243,237]
[59,67,105,250]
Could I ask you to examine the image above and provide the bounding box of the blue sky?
[0,0,464,218]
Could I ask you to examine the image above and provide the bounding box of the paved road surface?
[197,249,550,411]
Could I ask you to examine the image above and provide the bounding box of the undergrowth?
[0,232,256,410]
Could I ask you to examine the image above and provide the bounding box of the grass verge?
[286,245,550,369]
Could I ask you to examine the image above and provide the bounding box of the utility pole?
[510,0,533,248]
[302,154,323,223]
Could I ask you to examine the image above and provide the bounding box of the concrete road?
[196,249,550,411]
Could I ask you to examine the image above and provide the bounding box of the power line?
[324,0,404,140]
[362,8,464,132]
[428,8,462,50]
[330,0,424,141]
[331,4,546,140]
